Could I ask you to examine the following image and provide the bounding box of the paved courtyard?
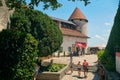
[61,71,98,80]
[51,54,98,66]
[49,54,99,80]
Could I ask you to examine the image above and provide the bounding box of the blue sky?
[34,0,119,47]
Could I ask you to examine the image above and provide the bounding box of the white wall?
[81,23,88,36]
[116,52,120,73]
[61,35,87,54]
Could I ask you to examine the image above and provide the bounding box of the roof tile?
[69,7,87,20]
[61,28,88,38]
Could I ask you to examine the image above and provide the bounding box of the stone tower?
[69,7,88,36]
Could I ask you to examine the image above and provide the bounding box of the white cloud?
[97,44,106,48]
[104,22,111,26]
[95,34,101,39]
[94,34,106,42]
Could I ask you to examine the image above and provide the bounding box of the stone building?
[0,5,89,56]
[51,7,89,56]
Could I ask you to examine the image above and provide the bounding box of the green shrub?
[97,50,115,71]
[103,49,115,71]
[41,63,66,72]
[104,55,115,71]
[97,50,105,62]
[0,29,38,80]
[47,63,66,72]
[104,4,120,71]
[0,0,2,6]
[10,9,63,57]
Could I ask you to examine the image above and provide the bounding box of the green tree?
[10,8,63,57]
[0,29,38,80]
[0,0,2,6]
[2,0,90,9]
[103,3,120,70]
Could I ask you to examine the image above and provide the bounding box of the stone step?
[0,7,10,31]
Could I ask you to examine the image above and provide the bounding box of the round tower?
[69,7,88,36]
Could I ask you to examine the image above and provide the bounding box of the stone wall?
[61,36,87,53]
[0,7,8,31]
[98,63,120,80]
[0,6,14,31]
[37,64,69,80]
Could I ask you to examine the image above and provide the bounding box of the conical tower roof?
[69,7,87,20]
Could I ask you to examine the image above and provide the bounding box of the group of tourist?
[70,59,89,78]
[76,46,85,56]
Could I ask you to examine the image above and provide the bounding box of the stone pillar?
[116,52,120,73]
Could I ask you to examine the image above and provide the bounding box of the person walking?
[77,61,82,78]
[83,59,88,78]
[34,63,40,80]
[81,48,85,55]
[70,51,73,64]
[69,63,73,74]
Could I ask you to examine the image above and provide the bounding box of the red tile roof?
[61,28,89,38]
[69,7,87,20]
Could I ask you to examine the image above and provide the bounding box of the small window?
[68,47,72,52]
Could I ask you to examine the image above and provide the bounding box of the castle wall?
[81,23,88,36]
[0,7,8,31]
[61,35,87,54]
[72,20,88,36]
[0,7,14,31]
